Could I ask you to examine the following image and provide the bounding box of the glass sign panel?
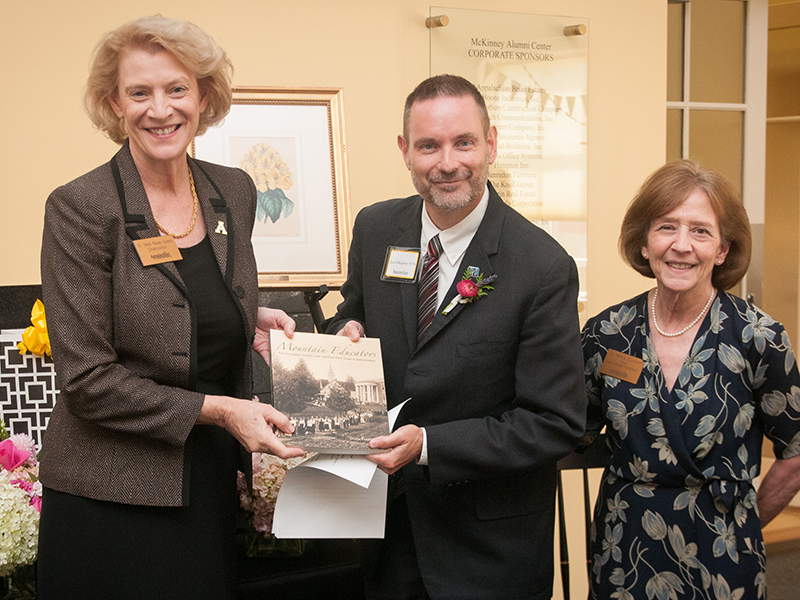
[430,6,589,302]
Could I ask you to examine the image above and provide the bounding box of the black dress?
[37,236,247,600]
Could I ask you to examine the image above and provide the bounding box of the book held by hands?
[270,330,389,454]
[268,330,394,538]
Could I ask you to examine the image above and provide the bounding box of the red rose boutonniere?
[442,269,497,315]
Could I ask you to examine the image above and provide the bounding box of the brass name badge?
[599,349,644,384]
[133,236,182,266]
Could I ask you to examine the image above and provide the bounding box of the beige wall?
[1,2,667,598]
[1,0,666,316]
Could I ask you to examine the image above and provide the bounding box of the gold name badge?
[599,349,644,384]
[133,236,183,266]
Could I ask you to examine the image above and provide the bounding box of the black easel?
[303,285,329,332]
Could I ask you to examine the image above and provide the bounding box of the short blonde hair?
[619,160,752,291]
[84,15,233,144]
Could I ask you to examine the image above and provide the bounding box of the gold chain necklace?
[153,166,199,239]
[651,287,715,337]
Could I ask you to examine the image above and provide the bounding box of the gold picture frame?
[193,87,351,289]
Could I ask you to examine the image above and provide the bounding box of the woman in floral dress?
[582,160,800,600]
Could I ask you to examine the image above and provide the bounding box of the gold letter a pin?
[214,221,228,235]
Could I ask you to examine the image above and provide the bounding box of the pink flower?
[9,434,37,466]
[457,279,479,298]
[10,478,42,512]
[0,438,29,472]
[11,479,32,493]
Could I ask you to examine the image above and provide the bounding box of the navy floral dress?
[582,291,800,600]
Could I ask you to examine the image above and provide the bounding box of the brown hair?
[84,15,233,144]
[619,159,751,290]
[402,74,490,140]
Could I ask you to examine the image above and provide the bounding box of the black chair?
[556,433,609,600]
[0,285,43,330]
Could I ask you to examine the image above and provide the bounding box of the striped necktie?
[417,234,442,343]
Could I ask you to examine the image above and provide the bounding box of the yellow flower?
[17,300,51,357]
[241,143,293,193]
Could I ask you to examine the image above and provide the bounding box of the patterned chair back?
[0,331,59,450]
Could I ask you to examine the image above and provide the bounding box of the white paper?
[299,453,379,489]
[270,399,411,539]
[272,461,388,538]
[388,399,409,430]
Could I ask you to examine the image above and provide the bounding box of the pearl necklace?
[651,288,715,338]
[153,167,199,239]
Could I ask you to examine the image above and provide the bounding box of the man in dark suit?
[327,75,586,600]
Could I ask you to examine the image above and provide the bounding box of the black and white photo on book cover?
[269,330,389,453]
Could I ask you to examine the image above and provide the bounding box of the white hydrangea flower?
[0,471,40,576]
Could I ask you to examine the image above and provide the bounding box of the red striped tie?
[417,234,442,343]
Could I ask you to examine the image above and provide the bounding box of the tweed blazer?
[327,182,586,600]
[39,142,259,507]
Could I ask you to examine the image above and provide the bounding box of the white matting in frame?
[193,87,351,289]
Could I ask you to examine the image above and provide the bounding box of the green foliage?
[326,381,355,414]
[272,358,319,413]
[256,189,295,224]
[1,562,36,599]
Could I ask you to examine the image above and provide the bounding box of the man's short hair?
[403,74,491,140]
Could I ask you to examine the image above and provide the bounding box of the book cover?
[269,330,389,453]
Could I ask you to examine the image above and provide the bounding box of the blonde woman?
[37,16,302,599]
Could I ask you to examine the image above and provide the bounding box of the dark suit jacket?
[327,182,586,600]
[39,142,258,507]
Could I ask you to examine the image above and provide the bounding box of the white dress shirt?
[419,185,490,310]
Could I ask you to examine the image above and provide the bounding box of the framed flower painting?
[193,87,351,289]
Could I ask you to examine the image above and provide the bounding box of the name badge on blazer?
[133,236,183,266]
[381,247,422,283]
[599,349,643,384]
